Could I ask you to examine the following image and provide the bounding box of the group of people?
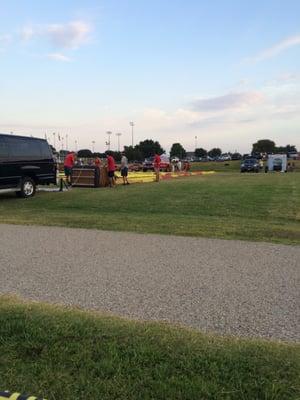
[105,152,162,186]
[64,152,182,187]
[171,158,191,172]
[106,153,130,187]
[63,152,135,187]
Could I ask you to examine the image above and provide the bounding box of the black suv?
[240,158,260,173]
[0,133,56,198]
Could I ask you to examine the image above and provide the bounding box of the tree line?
[252,140,297,154]
[53,138,297,161]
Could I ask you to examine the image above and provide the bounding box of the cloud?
[190,92,263,112]
[47,53,72,62]
[21,20,92,50]
[263,72,300,89]
[46,21,92,49]
[276,72,298,82]
[243,34,300,64]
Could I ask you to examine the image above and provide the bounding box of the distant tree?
[252,139,276,154]
[195,148,207,158]
[93,152,106,158]
[124,146,144,161]
[170,143,186,159]
[136,139,164,159]
[285,144,297,153]
[274,144,298,154]
[112,151,122,162]
[208,148,222,158]
[275,146,286,154]
[77,149,93,158]
[231,152,242,160]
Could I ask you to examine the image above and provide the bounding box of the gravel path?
[1,224,299,341]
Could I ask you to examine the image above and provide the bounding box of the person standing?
[64,151,75,185]
[154,153,161,182]
[106,153,116,187]
[120,153,130,185]
[94,156,102,168]
[177,159,182,171]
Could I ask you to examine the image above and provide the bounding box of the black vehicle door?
[37,140,56,183]
[0,136,17,188]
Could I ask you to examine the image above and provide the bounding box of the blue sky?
[0,0,300,153]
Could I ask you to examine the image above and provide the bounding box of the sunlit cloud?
[190,92,264,112]
[47,53,72,62]
[243,34,300,64]
[21,20,92,50]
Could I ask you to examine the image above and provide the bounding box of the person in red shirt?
[64,152,75,185]
[106,153,116,187]
[153,153,161,182]
[94,156,102,168]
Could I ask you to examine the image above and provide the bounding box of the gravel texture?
[1,224,299,341]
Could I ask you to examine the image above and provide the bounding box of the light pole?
[130,121,134,147]
[116,133,122,152]
[75,140,78,152]
[92,140,95,153]
[106,131,112,151]
[195,135,198,150]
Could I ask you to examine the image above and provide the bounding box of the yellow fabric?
[115,170,215,184]
[7,394,20,400]
[0,394,43,400]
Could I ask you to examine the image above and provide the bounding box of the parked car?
[129,160,143,172]
[273,157,283,171]
[220,153,231,161]
[142,155,171,172]
[0,133,56,197]
[288,152,299,160]
[240,158,260,173]
[231,152,242,160]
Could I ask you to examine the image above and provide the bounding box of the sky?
[0,0,300,154]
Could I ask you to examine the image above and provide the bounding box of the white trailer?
[267,154,287,172]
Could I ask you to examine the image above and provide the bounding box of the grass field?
[1,296,299,400]
[1,172,299,244]
[191,159,300,172]
[191,160,241,172]
[0,172,299,244]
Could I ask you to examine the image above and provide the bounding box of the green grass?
[191,159,300,172]
[0,173,299,244]
[0,296,299,400]
[191,160,241,172]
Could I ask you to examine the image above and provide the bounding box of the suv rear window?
[0,137,9,159]
[4,137,51,159]
[39,141,52,158]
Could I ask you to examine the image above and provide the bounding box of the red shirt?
[107,155,116,172]
[95,158,101,166]
[154,154,161,168]
[64,153,75,168]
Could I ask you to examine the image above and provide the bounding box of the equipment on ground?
[267,155,287,173]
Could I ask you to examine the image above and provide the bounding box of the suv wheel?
[18,177,36,198]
